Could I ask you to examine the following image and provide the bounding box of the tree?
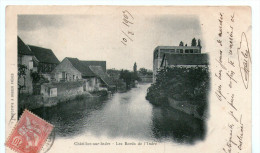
[179,41,184,46]
[30,71,41,84]
[120,69,140,89]
[139,68,148,75]
[197,39,202,48]
[120,70,132,89]
[191,38,197,46]
[30,71,49,84]
[133,62,137,73]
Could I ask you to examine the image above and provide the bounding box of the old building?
[28,45,60,80]
[89,66,115,90]
[18,36,35,94]
[160,53,209,68]
[81,61,106,72]
[153,46,207,82]
[51,57,113,92]
[51,57,83,82]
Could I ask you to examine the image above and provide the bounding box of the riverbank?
[146,67,209,121]
[29,83,205,145]
[18,90,108,114]
[168,98,207,120]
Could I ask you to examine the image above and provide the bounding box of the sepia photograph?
[17,13,210,145]
[4,6,252,153]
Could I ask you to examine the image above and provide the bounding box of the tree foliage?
[119,70,139,89]
[30,71,49,84]
[146,66,210,108]
[197,39,202,48]
[133,62,137,73]
[179,41,184,46]
[191,38,197,46]
[139,68,153,76]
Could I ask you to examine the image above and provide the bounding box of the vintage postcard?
[5,6,251,153]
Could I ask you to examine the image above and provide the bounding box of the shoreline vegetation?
[146,66,210,120]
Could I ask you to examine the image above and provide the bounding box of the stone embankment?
[18,91,106,113]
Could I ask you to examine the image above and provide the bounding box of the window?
[29,60,33,70]
[161,49,175,53]
[180,49,183,53]
[190,50,194,53]
[185,49,189,53]
[169,49,175,53]
[73,75,75,80]
[194,49,198,53]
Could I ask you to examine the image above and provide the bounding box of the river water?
[31,84,205,145]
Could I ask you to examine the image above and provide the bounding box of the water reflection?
[151,107,206,144]
[32,97,108,137]
[30,84,206,144]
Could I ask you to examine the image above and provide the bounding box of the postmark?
[40,129,55,153]
[5,110,54,153]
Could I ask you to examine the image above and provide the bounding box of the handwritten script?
[237,32,251,89]
[214,12,250,153]
[120,10,134,46]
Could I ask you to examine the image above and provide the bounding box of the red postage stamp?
[5,110,54,153]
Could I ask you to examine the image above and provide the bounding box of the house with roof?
[51,57,114,93]
[153,45,208,82]
[81,61,106,72]
[18,36,36,94]
[28,45,60,80]
[89,65,115,90]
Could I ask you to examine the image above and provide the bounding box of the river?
[31,84,205,145]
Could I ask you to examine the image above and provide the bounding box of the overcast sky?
[18,14,203,70]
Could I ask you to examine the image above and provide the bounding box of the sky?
[18,13,203,70]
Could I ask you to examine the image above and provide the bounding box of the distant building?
[18,36,35,94]
[28,45,60,80]
[153,46,207,82]
[51,57,114,92]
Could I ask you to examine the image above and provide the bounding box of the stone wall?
[41,81,85,98]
